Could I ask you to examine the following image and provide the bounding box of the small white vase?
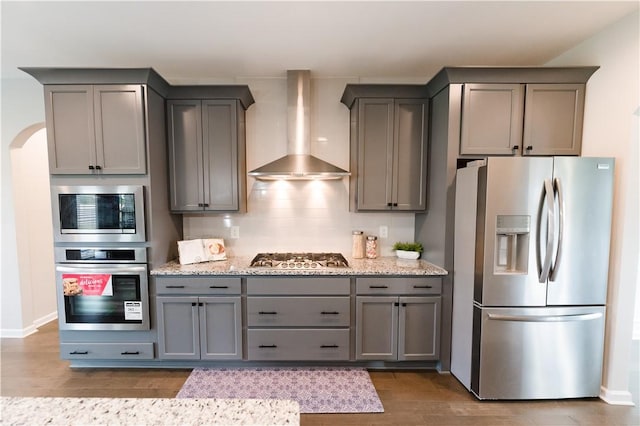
[395,250,420,260]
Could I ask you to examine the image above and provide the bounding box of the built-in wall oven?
[51,185,150,330]
[54,247,149,330]
[51,185,145,243]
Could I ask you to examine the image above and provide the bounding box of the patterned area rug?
[176,367,384,414]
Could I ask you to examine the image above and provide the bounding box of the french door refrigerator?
[451,156,614,400]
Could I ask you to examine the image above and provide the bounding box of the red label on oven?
[62,274,113,296]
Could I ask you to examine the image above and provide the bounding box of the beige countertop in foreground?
[151,256,448,277]
[0,397,299,426]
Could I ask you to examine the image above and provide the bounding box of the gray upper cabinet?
[460,82,586,157]
[44,84,146,174]
[166,86,253,213]
[460,84,524,156]
[522,84,585,156]
[167,99,241,212]
[342,85,428,212]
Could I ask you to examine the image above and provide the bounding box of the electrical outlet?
[379,225,388,239]
[230,226,240,239]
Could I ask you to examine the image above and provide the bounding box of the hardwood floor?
[1,321,638,425]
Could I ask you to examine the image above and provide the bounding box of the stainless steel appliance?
[55,247,149,330]
[451,156,614,400]
[250,253,349,269]
[51,185,145,243]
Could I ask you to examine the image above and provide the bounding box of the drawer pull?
[369,285,388,289]
[121,351,140,355]
[209,286,229,289]
[320,345,339,349]
[259,345,277,348]
[166,285,185,289]
[321,311,340,315]
[69,350,88,355]
[413,285,433,289]
[258,311,278,315]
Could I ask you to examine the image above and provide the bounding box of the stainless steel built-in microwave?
[51,185,146,243]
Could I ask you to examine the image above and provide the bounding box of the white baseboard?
[0,311,57,338]
[600,386,636,406]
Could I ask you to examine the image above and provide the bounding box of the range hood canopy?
[248,70,350,181]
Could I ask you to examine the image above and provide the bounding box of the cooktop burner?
[250,252,349,269]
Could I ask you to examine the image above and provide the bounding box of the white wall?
[183,76,418,257]
[1,77,47,336]
[547,11,639,405]
[8,127,58,336]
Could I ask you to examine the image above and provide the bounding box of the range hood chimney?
[248,70,350,181]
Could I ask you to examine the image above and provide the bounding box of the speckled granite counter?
[151,256,447,276]
[0,397,299,425]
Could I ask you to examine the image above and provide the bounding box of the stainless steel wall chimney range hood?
[248,70,350,181]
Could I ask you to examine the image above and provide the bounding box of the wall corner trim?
[600,386,636,406]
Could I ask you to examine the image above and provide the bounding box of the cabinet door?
[156,296,200,360]
[357,98,394,210]
[44,85,95,174]
[202,100,239,211]
[356,296,397,360]
[167,100,205,211]
[460,84,524,156]
[393,99,427,210]
[199,296,242,360]
[523,84,584,156]
[398,296,441,361]
[94,85,146,174]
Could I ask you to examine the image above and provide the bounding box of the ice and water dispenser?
[494,215,530,274]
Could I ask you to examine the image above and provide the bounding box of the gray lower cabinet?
[246,277,351,361]
[460,83,585,156]
[156,294,242,360]
[156,277,242,360]
[355,278,441,361]
[44,84,146,174]
[343,92,428,212]
[167,99,246,212]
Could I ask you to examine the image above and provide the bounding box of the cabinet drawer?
[246,277,350,295]
[156,277,241,295]
[356,277,441,295]
[247,329,350,361]
[247,297,350,327]
[60,342,154,360]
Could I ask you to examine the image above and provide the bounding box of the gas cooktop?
[250,252,349,269]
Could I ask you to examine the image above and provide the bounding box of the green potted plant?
[392,241,424,260]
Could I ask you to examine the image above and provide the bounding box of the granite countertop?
[151,256,448,276]
[0,397,299,426]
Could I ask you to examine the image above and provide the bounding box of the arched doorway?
[9,123,57,336]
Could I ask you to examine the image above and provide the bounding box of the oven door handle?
[56,264,147,274]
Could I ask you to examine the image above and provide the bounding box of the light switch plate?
[230,226,240,239]
[379,226,388,239]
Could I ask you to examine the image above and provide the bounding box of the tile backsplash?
[183,179,415,257]
[182,75,419,257]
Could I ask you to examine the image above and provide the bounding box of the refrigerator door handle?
[537,179,555,283]
[549,178,564,281]
[487,312,603,322]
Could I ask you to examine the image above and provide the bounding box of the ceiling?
[2,1,638,83]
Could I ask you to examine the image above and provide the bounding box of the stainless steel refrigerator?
[451,156,614,400]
